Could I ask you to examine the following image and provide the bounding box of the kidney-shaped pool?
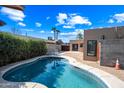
[3,57,108,88]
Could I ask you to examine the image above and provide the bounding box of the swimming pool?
[3,57,108,88]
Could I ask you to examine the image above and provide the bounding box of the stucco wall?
[100,39,124,68]
[46,44,61,55]
[84,26,124,61]
[70,40,83,52]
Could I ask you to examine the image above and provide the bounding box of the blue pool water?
[3,57,107,88]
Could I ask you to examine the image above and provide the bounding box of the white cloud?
[63,25,75,29]
[51,31,54,33]
[60,29,84,36]
[68,15,92,26]
[61,32,77,36]
[8,15,24,21]
[108,13,124,23]
[113,13,124,23]
[59,35,76,43]
[21,28,34,32]
[60,29,84,42]
[108,19,114,23]
[75,29,84,34]
[56,13,68,25]
[35,22,42,27]
[46,17,50,20]
[40,30,45,33]
[56,13,92,29]
[70,13,77,16]
[0,7,25,22]
[18,22,26,27]
[98,27,104,29]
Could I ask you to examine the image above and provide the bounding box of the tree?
[76,32,83,40]
[51,27,60,40]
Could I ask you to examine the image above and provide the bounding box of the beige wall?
[46,43,61,54]
[46,40,61,54]
[84,26,124,61]
[70,40,83,52]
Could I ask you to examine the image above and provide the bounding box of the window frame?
[72,44,78,51]
[87,40,97,56]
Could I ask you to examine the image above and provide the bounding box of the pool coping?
[0,54,124,88]
[62,56,124,88]
[0,56,47,88]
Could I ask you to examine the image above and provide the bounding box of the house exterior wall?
[70,40,83,52]
[84,26,124,61]
[100,39,124,68]
[46,43,61,54]
[46,41,61,55]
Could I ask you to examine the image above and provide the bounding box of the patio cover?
[2,5,24,11]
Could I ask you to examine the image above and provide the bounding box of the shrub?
[0,32,47,66]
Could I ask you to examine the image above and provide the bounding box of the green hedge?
[0,32,47,66]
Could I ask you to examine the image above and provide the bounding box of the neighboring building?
[56,39,64,45]
[48,37,53,40]
[84,26,124,68]
[46,40,62,54]
[46,40,57,54]
[61,43,70,51]
[70,40,83,52]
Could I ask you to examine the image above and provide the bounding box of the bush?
[0,32,47,66]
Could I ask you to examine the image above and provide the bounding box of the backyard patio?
[61,51,124,81]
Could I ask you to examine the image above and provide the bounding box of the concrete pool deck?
[62,51,124,81]
[0,54,124,88]
[61,55,124,88]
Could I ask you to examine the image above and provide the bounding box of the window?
[80,43,83,47]
[72,44,78,51]
[87,40,97,56]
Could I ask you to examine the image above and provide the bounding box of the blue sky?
[0,5,124,42]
